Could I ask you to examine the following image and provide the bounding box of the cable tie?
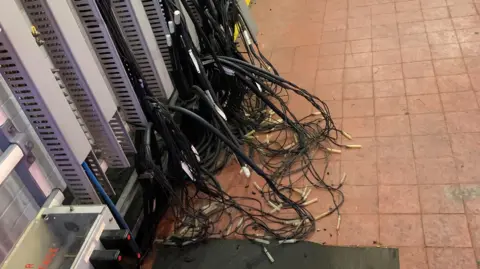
[301,187,307,197]
[341,130,353,140]
[181,162,196,181]
[292,188,303,195]
[312,111,322,115]
[254,238,270,245]
[336,215,342,231]
[265,134,270,144]
[236,217,244,229]
[302,198,318,206]
[267,200,282,213]
[243,30,253,46]
[253,182,262,192]
[188,49,201,73]
[345,144,362,149]
[283,142,295,150]
[168,21,175,33]
[256,82,263,92]
[340,173,347,185]
[263,247,275,263]
[278,239,297,244]
[224,224,232,236]
[174,10,181,25]
[303,188,312,200]
[326,148,342,154]
[191,145,201,162]
[240,166,251,178]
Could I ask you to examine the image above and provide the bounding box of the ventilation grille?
[23,0,130,168]
[141,0,172,71]
[71,0,147,127]
[110,112,136,154]
[0,37,100,204]
[85,151,115,196]
[112,0,167,99]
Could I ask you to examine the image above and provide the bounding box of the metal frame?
[22,0,131,168]
[111,0,174,100]
[0,1,101,204]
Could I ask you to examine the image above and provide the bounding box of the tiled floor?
[247,0,480,268]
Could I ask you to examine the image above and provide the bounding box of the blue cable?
[82,162,142,255]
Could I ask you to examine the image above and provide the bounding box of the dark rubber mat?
[153,239,399,269]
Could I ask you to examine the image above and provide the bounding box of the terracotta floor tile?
[317,69,345,85]
[407,94,443,114]
[324,100,344,118]
[415,157,459,184]
[450,132,480,156]
[427,248,477,269]
[324,19,348,32]
[422,7,450,21]
[410,113,447,135]
[405,77,439,95]
[376,115,411,135]
[284,70,317,90]
[397,10,424,23]
[325,9,348,21]
[307,214,338,245]
[464,56,480,74]
[270,47,295,73]
[437,74,472,92]
[399,22,427,36]
[401,46,432,62]
[462,184,480,213]
[345,52,373,67]
[341,160,378,185]
[341,185,379,213]
[374,79,406,97]
[396,0,422,11]
[372,13,397,26]
[337,214,379,246]
[345,39,372,53]
[455,155,480,182]
[349,6,372,18]
[378,158,417,184]
[423,214,472,247]
[419,184,465,213]
[379,185,421,213]
[318,55,346,70]
[373,49,402,65]
[445,110,480,132]
[347,27,372,41]
[467,214,480,247]
[322,30,347,43]
[433,58,467,75]
[379,215,424,246]
[403,61,435,78]
[461,42,480,57]
[315,83,343,100]
[452,15,480,29]
[372,24,400,38]
[420,0,447,8]
[373,37,401,51]
[348,17,372,29]
[431,43,462,59]
[427,31,458,44]
[376,136,414,159]
[375,96,408,115]
[456,28,480,43]
[343,98,375,117]
[342,137,377,160]
[449,4,477,17]
[399,247,429,269]
[413,134,452,158]
[373,64,404,80]
[320,42,347,55]
[441,91,479,111]
[400,33,430,47]
[342,117,375,137]
[344,83,373,100]
[425,19,454,33]
[371,3,396,14]
[345,66,373,82]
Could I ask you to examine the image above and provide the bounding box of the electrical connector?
[278,239,298,244]
[240,166,251,178]
[254,238,270,245]
[263,247,274,263]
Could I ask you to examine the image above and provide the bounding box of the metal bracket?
[0,119,46,206]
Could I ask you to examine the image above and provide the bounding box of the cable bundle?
[95,0,359,263]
